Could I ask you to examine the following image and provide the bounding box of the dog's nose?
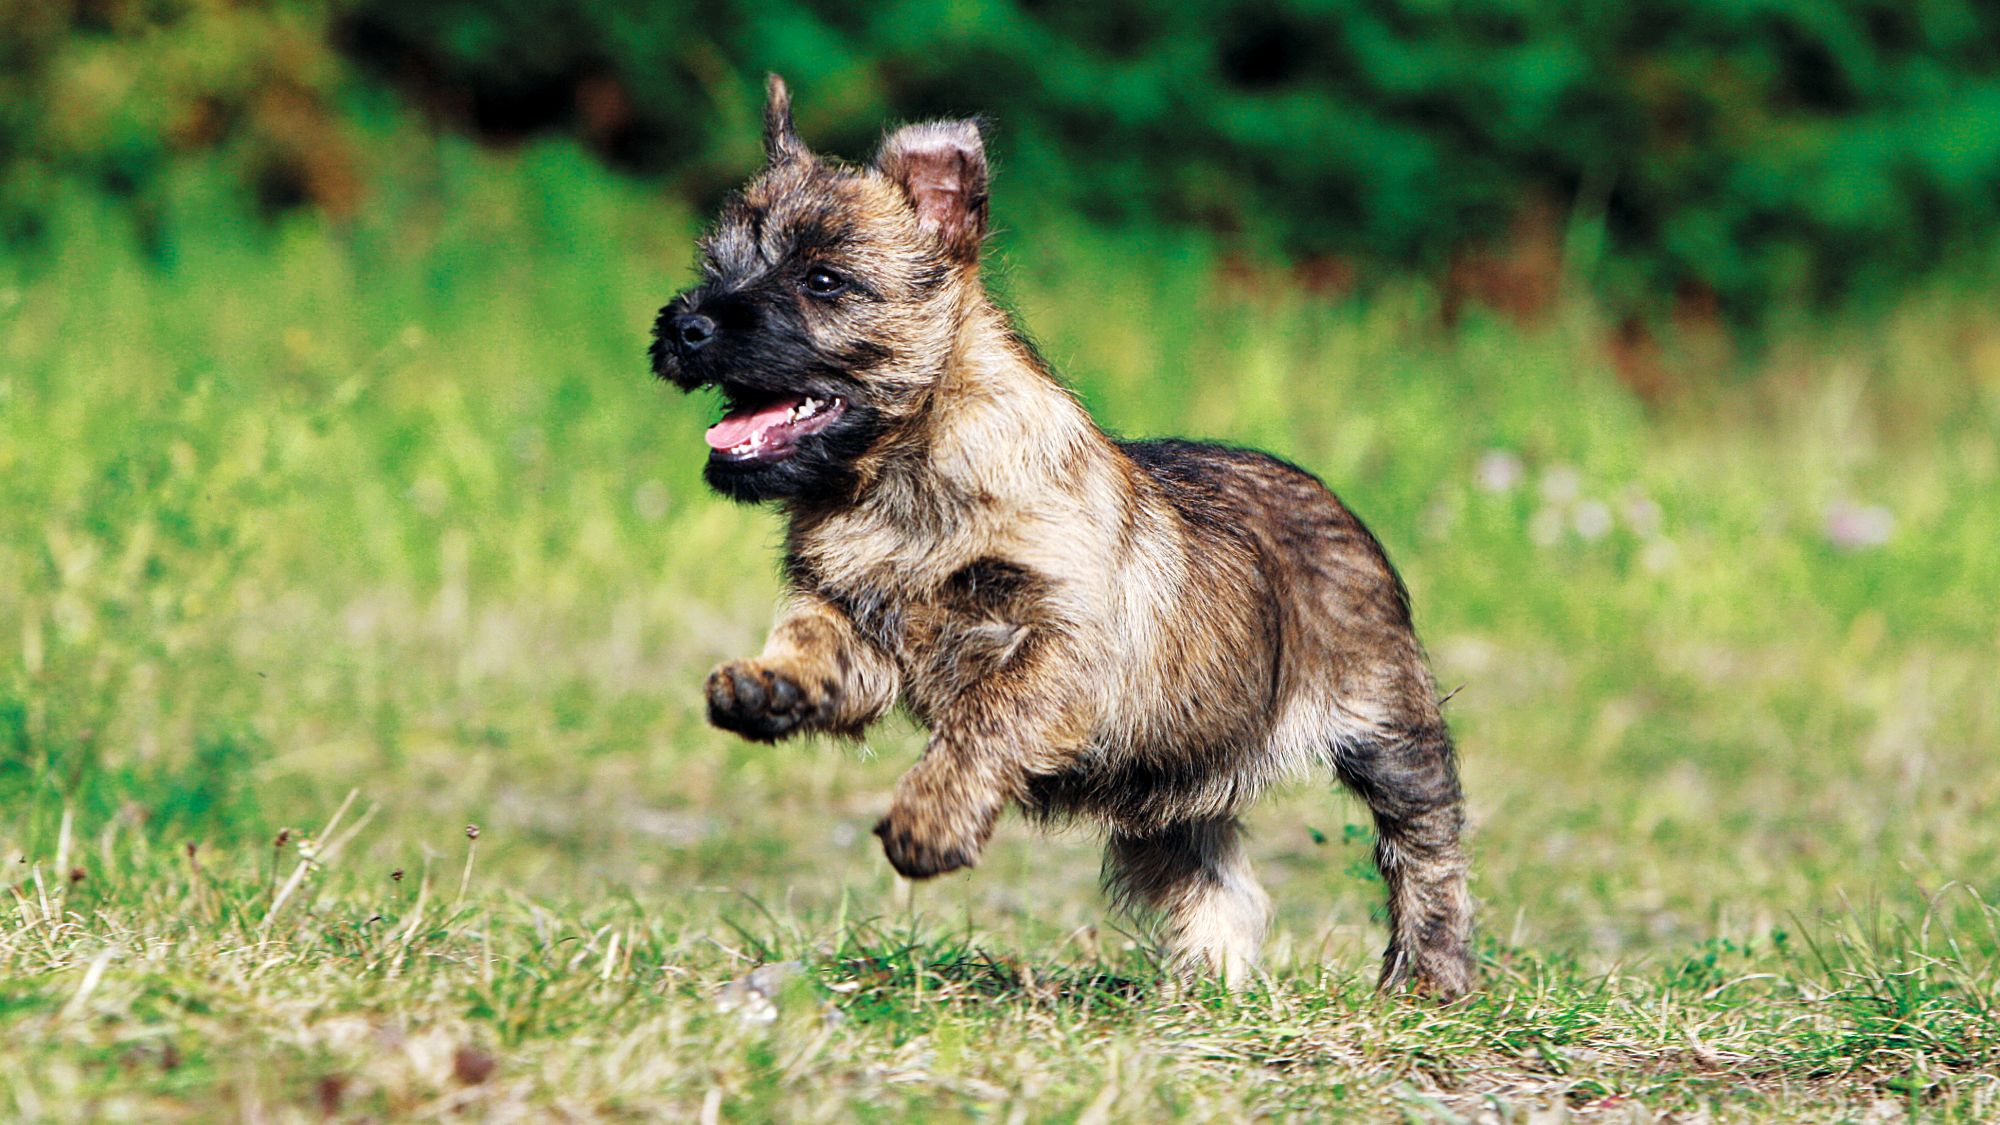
[670,312,717,354]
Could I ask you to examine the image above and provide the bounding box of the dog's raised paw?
[872,814,979,880]
[705,660,825,741]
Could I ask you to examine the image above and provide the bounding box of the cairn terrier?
[650,77,1474,997]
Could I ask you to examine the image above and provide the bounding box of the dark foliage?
[8,0,2000,318]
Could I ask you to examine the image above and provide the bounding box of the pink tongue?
[706,396,805,450]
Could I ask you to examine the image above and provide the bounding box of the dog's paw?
[1379,941,1477,1003]
[872,802,996,880]
[705,659,828,742]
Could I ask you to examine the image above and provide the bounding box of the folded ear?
[763,74,807,166]
[874,119,989,261]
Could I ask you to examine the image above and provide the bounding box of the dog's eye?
[802,266,848,297]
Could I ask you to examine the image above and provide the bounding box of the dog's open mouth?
[706,391,847,464]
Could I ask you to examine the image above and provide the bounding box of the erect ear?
[874,119,989,261]
[763,73,807,165]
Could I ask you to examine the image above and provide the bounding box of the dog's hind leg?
[1335,720,1475,999]
[1103,817,1272,989]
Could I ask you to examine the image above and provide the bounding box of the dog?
[650,76,1474,997]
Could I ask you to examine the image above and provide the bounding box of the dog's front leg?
[706,592,898,742]
[874,660,1088,879]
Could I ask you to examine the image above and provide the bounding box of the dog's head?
[651,75,990,505]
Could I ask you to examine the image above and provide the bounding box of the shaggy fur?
[651,76,1475,997]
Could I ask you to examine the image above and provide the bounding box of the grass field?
[2,133,1999,1121]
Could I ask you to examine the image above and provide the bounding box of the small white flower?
[1573,500,1613,542]
[1825,502,1894,550]
[1622,489,1663,537]
[1475,450,1524,493]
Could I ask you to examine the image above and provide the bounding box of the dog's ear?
[874,119,988,261]
[763,74,807,166]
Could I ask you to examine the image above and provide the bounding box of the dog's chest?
[793,531,1044,718]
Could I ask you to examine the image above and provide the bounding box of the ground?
[1,140,1997,1121]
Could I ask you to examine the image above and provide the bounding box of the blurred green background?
[11,0,2000,323]
[1,2,1998,1119]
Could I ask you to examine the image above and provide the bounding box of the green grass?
[2,132,1998,1120]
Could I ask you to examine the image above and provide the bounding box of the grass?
[1,128,1998,1120]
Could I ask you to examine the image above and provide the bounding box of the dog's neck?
[785,282,1131,577]
[909,286,1113,497]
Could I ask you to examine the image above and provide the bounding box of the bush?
[9,0,2000,320]
[333,0,2000,320]
[0,0,354,249]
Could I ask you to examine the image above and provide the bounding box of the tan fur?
[664,77,1475,998]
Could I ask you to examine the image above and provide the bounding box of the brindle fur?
[652,77,1474,997]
